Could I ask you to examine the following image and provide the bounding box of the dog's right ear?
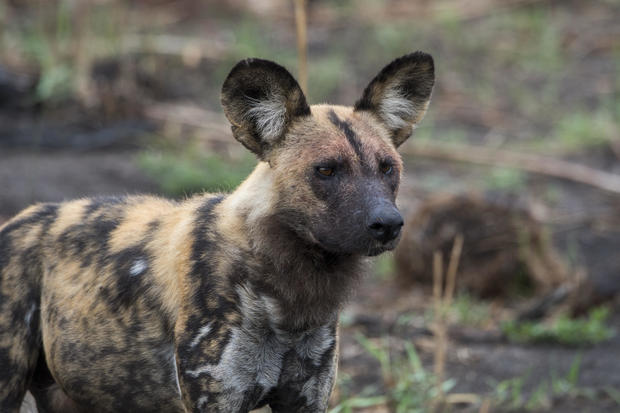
[221,58,311,160]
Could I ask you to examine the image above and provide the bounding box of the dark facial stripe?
[328,110,364,160]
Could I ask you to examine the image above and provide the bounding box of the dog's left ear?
[221,58,310,160]
[354,52,435,147]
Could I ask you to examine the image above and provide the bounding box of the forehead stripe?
[328,109,364,160]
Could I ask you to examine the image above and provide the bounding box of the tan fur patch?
[48,199,90,239]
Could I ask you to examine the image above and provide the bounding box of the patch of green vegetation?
[525,380,553,411]
[212,20,281,81]
[501,306,615,346]
[137,146,256,197]
[551,109,617,152]
[489,355,606,411]
[3,1,123,103]
[332,334,455,413]
[484,167,527,191]
[493,375,527,411]
[429,3,571,125]
[17,1,75,101]
[338,310,356,329]
[605,386,620,406]
[229,18,293,62]
[321,0,356,12]
[373,253,394,280]
[307,54,346,103]
[361,20,429,75]
[329,395,387,413]
[330,372,386,413]
[412,120,467,146]
[521,105,618,154]
[551,354,582,397]
[371,24,415,60]
[451,292,492,327]
[409,118,435,143]
[421,292,492,328]
[431,2,566,78]
[480,6,565,75]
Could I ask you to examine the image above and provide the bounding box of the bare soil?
[0,149,158,218]
[340,274,620,412]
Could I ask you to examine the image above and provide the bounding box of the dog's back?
[0,196,192,412]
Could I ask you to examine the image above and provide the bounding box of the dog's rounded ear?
[354,52,435,148]
[221,58,311,159]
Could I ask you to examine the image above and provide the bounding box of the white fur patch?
[245,94,286,142]
[129,259,148,276]
[19,391,38,413]
[295,324,334,365]
[189,322,213,348]
[24,304,36,327]
[378,88,415,131]
[197,396,209,410]
[172,353,182,397]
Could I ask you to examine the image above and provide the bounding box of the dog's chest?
[180,287,336,410]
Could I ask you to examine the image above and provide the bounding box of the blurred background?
[1,0,620,411]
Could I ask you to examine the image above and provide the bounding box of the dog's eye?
[380,163,393,175]
[317,166,335,177]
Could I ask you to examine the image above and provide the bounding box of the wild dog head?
[221,52,434,256]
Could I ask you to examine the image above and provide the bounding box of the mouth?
[366,247,386,256]
[365,243,394,256]
[313,233,401,257]
[365,236,401,256]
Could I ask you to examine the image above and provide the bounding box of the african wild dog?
[0,52,434,412]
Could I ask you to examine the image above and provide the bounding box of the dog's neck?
[221,162,364,331]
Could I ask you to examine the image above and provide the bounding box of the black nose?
[367,206,403,243]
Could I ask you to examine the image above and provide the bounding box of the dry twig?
[293,0,308,94]
[431,236,463,407]
[479,398,492,413]
[402,141,620,195]
[444,234,464,304]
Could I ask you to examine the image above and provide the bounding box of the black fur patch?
[57,202,123,268]
[178,195,229,403]
[0,203,59,236]
[83,196,127,218]
[188,195,226,307]
[107,246,151,309]
[354,51,434,113]
[328,110,364,160]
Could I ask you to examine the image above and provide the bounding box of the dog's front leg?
[268,334,339,413]
[268,363,337,413]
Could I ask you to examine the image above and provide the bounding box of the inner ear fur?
[221,58,310,159]
[354,51,435,147]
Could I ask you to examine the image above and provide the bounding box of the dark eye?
[317,166,335,177]
[380,163,393,175]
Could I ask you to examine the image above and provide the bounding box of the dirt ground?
[340,274,620,412]
[0,149,158,218]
